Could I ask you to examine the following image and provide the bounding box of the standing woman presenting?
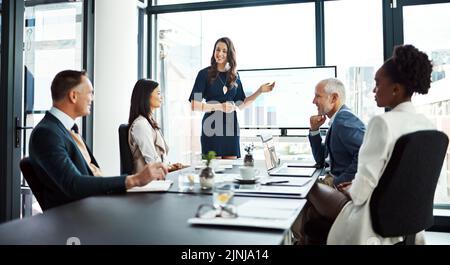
[189,37,275,159]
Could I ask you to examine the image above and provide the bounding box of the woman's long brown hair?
[207,37,238,89]
[128,79,160,129]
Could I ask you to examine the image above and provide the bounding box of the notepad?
[286,160,317,168]
[188,199,306,230]
[127,180,173,193]
[234,185,305,196]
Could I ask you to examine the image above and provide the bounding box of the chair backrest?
[370,130,449,242]
[118,124,134,175]
[20,157,48,211]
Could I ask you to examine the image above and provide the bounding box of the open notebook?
[127,180,173,193]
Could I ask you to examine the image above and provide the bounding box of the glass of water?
[178,172,196,191]
[213,183,235,208]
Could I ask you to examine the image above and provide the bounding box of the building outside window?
[404,3,450,205]
[324,0,384,124]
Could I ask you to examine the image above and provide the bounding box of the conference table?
[0,160,321,245]
[167,160,319,197]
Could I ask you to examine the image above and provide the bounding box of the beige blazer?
[327,102,435,245]
[128,115,169,173]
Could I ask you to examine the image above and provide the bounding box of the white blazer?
[128,115,169,173]
[327,102,435,245]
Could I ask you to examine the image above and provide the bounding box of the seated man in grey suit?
[309,78,366,186]
[29,70,168,210]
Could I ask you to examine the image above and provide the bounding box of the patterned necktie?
[70,124,103,176]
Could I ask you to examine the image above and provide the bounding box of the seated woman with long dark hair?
[297,44,435,245]
[128,79,184,173]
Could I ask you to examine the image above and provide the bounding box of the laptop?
[260,133,316,177]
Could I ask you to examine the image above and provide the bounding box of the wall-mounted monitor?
[238,66,337,129]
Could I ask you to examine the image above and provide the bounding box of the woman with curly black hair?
[296,44,436,245]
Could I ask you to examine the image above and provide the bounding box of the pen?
[264,180,289,185]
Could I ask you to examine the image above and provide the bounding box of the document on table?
[286,160,317,168]
[234,184,306,196]
[127,180,173,192]
[271,167,316,177]
[188,199,306,230]
[182,174,239,183]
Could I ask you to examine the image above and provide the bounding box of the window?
[403,2,450,205]
[138,6,147,79]
[24,2,83,114]
[155,3,316,164]
[324,0,384,124]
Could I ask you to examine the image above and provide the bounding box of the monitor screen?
[237,66,337,128]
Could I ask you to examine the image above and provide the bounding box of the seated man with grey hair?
[292,78,366,244]
[309,78,366,187]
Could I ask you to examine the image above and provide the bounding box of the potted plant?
[243,143,255,167]
[199,151,216,189]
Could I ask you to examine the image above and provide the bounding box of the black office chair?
[20,157,49,211]
[370,130,449,245]
[118,124,134,175]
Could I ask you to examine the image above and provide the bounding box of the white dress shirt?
[49,106,76,131]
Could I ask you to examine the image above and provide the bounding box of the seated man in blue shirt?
[29,70,168,210]
[309,78,366,187]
